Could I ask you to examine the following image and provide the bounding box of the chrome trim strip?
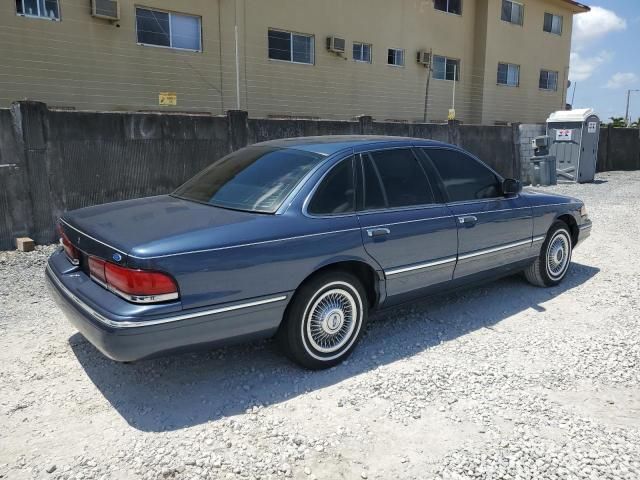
[364,214,452,229]
[130,228,362,259]
[458,239,532,261]
[47,264,288,329]
[386,256,457,276]
[60,218,128,256]
[357,203,443,216]
[531,202,581,208]
[579,223,592,230]
[532,235,546,243]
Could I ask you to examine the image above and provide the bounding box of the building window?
[136,8,202,51]
[497,63,520,86]
[16,0,60,19]
[387,48,405,66]
[539,70,558,91]
[501,0,523,25]
[543,12,563,35]
[353,42,372,63]
[268,29,315,64]
[433,56,460,81]
[434,0,462,15]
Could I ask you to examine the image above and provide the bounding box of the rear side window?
[425,148,500,202]
[307,157,355,215]
[363,149,434,209]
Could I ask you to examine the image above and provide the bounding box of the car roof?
[252,135,452,156]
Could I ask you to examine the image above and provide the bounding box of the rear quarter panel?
[127,211,379,311]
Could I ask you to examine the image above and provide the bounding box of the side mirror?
[502,178,522,195]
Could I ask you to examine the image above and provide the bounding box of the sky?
[569,1,640,122]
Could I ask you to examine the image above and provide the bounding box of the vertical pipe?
[235,24,241,110]
[452,64,457,112]
[422,49,432,123]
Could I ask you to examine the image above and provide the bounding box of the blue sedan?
[46,136,592,369]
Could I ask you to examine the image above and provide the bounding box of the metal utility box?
[546,109,600,183]
[529,136,557,186]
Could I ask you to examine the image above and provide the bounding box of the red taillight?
[88,256,178,304]
[57,222,79,265]
[88,256,106,283]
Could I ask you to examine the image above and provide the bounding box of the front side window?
[433,56,460,81]
[16,0,59,19]
[497,62,520,86]
[136,8,202,51]
[387,48,405,66]
[434,0,462,15]
[425,149,500,202]
[353,42,372,63]
[539,70,558,91]
[308,158,355,215]
[362,149,434,209]
[501,0,523,25]
[543,12,563,35]
[268,29,315,64]
[173,146,324,213]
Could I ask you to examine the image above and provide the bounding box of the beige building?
[1,0,589,124]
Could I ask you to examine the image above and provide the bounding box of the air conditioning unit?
[417,50,431,66]
[326,36,346,54]
[91,0,120,20]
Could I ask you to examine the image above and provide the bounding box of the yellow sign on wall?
[448,108,456,120]
[159,92,177,106]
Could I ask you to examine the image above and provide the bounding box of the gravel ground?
[1,171,639,480]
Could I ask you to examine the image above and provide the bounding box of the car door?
[355,148,458,303]
[420,147,533,279]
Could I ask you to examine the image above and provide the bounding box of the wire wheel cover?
[546,231,570,278]
[306,288,358,353]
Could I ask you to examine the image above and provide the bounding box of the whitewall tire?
[278,272,368,369]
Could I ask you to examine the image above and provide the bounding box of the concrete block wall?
[1,101,637,250]
[518,123,546,184]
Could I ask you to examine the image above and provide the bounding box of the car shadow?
[70,262,599,432]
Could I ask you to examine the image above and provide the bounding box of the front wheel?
[524,221,573,287]
[278,271,368,370]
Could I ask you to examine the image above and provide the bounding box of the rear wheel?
[278,271,368,370]
[524,221,573,287]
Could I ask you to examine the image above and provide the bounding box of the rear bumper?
[46,262,289,362]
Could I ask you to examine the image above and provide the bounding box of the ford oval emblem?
[112,253,122,262]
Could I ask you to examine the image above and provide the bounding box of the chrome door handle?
[366,227,391,238]
[458,215,478,225]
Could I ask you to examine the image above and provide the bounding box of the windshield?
[173,146,324,213]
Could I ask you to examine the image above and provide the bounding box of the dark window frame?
[357,148,438,212]
[434,0,462,15]
[497,62,520,87]
[501,0,524,26]
[135,7,202,52]
[353,42,372,63]
[543,12,563,35]
[387,48,405,67]
[539,69,559,91]
[16,0,60,20]
[432,55,460,81]
[305,156,357,217]
[268,28,315,65]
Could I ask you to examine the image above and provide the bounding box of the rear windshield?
[173,146,324,213]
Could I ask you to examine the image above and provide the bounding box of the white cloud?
[569,51,611,82]
[605,72,639,89]
[572,6,626,49]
